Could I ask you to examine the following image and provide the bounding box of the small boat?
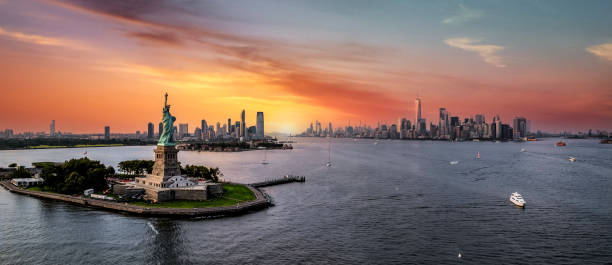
[556,141,566,147]
[450,161,459,165]
[521,148,526,152]
[569,157,576,162]
[476,152,480,159]
[510,192,525,207]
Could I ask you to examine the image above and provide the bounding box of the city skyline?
[1,1,612,133]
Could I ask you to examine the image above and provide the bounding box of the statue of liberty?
[158,92,176,146]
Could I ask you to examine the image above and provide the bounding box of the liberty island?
[0,93,277,216]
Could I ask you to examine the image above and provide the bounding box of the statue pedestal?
[133,145,220,202]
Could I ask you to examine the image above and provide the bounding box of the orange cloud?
[0,26,87,50]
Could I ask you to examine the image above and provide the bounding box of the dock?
[250,175,306,188]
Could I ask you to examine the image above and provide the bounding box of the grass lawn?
[27,145,68,149]
[129,184,256,208]
[26,186,62,194]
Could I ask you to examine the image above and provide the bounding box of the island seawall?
[0,181,271,217]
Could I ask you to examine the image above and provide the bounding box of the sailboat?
[326,140,332,167]
[261,150,269,165]
[476,152,480,159]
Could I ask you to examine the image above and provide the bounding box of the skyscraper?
[179,123,189,139]
[513,117,527,139]
[438,108,448,137]
[158,122,163,138]
[201,119,208,140]
[235,121,241,138]
[147,122,154,139]
[415,97,422,133]
[104,126,110,140]
[256,112,264,139]
[241,110,246,139]
[50,120,55,136]
[227,118,231,134]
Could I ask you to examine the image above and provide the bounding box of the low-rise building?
[11,177,44,187]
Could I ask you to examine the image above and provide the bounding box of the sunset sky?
[1,0,611,134]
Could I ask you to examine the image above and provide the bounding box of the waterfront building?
[513,117,527,140]
[256,112,264,139]
[439,108,449,137]
[11,177,44,187]
[227,118,231,134]
[147,122,154,139]
[50,120,55,136]
[104,126,110,140]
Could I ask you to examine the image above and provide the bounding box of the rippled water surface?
[1,138,611,264]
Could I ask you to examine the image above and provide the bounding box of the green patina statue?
[158,92,176,146]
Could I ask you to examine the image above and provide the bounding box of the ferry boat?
[510,192,525,207]
[556,141,566,147]
[569,157,576,162]
[601,139,612,144]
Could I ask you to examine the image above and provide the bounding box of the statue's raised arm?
[164,92,168,107]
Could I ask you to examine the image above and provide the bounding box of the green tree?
[182,165,221,182]
[38,158,110,194]
[118,160,154,175]
[8,166,31,179]
[8,163,17,168]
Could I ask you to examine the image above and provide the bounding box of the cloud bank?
[445,37,506,67]
[587,43,612,62]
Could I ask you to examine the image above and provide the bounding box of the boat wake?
[147,222,159,235]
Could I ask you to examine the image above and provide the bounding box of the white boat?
[476,152,480,159]
[569,157,576,162]
[521,148,526,152]
[510,192,525,207]
[450,161,459,165]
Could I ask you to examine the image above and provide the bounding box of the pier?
[250,175,306,188]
